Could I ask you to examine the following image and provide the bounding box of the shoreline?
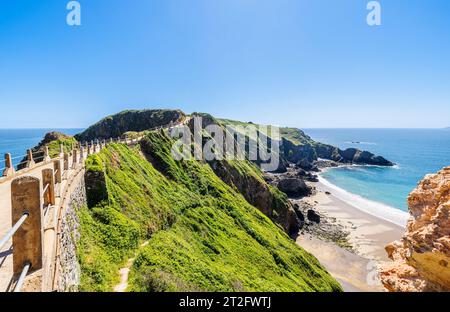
[295,178,407,292]
[317,173,409,228]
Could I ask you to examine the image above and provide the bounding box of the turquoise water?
[304,129,450,212]
[0,129,82,170]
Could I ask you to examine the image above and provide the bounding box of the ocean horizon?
[304,128,450,216]
[0,129,83,170]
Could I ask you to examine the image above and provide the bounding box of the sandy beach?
[295,179,406,292]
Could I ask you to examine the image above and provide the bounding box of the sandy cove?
[295,180,405,292]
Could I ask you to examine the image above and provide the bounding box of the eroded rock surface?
[380,166,450,292]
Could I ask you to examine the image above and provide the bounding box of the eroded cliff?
[380,166,450,292]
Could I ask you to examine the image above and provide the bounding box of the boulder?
[297,159,319,172]
[277,178,312,198]
[307,210,321,223]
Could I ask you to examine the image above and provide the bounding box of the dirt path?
[113,241,148,292]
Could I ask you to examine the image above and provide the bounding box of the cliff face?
[380,167,450,292]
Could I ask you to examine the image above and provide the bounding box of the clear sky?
[0,0,449,128]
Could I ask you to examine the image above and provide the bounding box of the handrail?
[10,154,27,161]
[14,262,31,293]
[43,183,50,194]
[0,213,29,251]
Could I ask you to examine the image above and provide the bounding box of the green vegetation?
[78,131,342,292]
[218,118,315,145]
[47,136,78,158]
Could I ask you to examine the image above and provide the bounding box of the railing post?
[86,142,90,156]
[72,149,78,169]
[11,176,44,276]
[2,153,15,177]
[43,146,51,162]
[26,149,35,168]
[42,169,56,207]
[53,160,62,185]
[63,153,69,171]
[59,144,64,157]
[79,146,85,162]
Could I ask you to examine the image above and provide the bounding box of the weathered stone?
[57,174,86,292]
[277,178,312,198]
[307,209,321,223]
[380,166,450,292]
[85,170,108,208]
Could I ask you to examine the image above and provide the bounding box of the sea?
[304,128,450,226]
[0,129,83,170]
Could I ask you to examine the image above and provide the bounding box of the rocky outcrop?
[17,131,76,170]
[75,109,185,141]
[380,167,450,292]
[307,210,321,224]
[314,144,394,167]
[277,178,312,198]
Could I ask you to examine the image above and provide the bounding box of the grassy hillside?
[78,131,342,292]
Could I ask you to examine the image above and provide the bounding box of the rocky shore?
[264,160,406,292]
[264,163,353,250]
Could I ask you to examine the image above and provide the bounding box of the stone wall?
[57,173,86,292]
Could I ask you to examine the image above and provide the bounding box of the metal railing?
[14,262,31,293]
[0,213,29,252]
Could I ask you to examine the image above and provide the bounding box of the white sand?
[296,180,407,291]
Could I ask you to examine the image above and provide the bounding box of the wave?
[318,175,409,228]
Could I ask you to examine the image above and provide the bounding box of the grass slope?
[78,132,342,292]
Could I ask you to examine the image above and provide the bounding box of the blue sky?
[0,0,449,128]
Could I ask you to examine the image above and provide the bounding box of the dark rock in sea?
[325,191,331,195]
[277,178,312,198]
[307,210,321,224]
